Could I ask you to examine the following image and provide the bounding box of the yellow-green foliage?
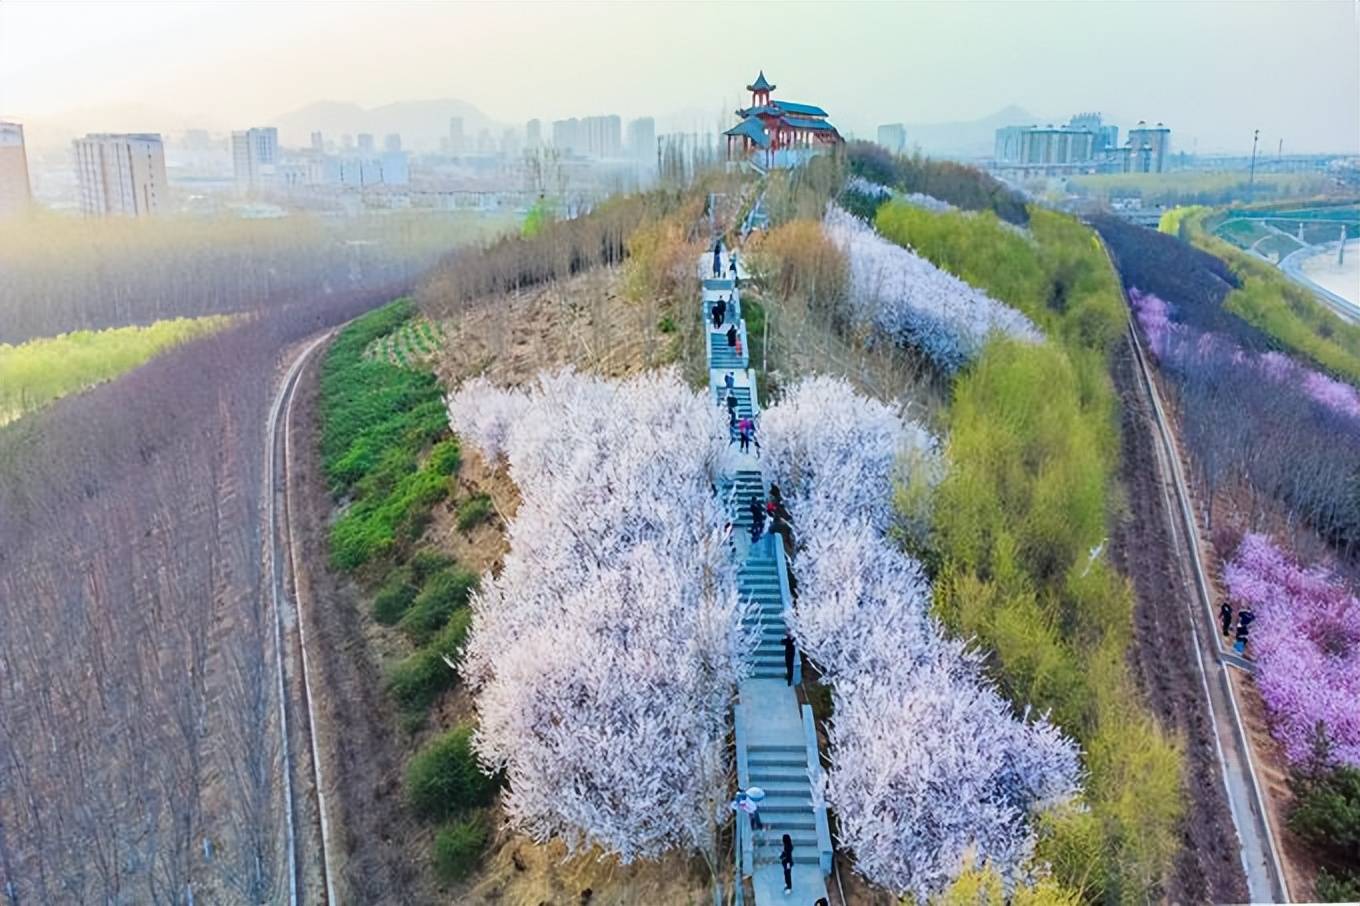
[623,206,702,305]
[875,204,1126,353]
[1157,205,1210,236]
[0,315,232,425]
[882,204,1183,902]
[932,859,1082,906]
[1180,210,1360,385]
[747,218,848,317]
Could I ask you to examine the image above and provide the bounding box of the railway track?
[1123,309,1290,903]
[264,332,337,906]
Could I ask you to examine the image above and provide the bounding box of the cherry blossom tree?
[1223,533,1360,766]
[447,369,749,868]
[822,205,1042,372]
[759,376,1080,898]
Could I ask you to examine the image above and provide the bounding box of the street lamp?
[1248,129,1260,197]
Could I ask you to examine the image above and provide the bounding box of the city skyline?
[3,1,1357,155]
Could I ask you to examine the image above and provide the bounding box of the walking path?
[699,246,832,905]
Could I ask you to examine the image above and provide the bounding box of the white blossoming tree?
[759,376,1080,898]
[823,205,1041,372]
[447,368,749,869]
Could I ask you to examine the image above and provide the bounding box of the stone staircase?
[699,248,831,905]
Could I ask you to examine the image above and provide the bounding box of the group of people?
[1219,602,1256,653]
[731,787,826,899]
[712,237,741,285]
[722,372,759,454]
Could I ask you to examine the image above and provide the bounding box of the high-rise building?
[525,118,542,149]
[357,133,375,153]
[1126,121,1171,173]
[231,126,279,193]
[448,117,464,154]
[310,130,324,152]
[627,117,656,160]
[499,128,520,158]
[994,125,1028,162]
[384,133,402,153]
[1096,125,1118,153]
[551,118,581,153]
[581,115,622,157]
[74,133,167,217]
[0,122,33,218]
[876,123,907,154]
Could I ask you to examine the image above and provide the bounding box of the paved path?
[700,247,832,905]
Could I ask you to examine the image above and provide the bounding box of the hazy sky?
[2,0,1357,153]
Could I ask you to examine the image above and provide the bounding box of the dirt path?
[1109,339,1251,904]
[285,348,443,904]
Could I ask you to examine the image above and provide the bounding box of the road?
[1125,319,1290,903]
[264,332,337,906]
[1279,242,1359,324]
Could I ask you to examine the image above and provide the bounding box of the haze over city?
[3,0,1358,154]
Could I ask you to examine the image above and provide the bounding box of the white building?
[877,123,907,154]
[0,121,32,218]
[74,133,167,216]
[231,126,279,193]
[627,117,656,161]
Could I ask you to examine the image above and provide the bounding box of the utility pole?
[1248,128,1260,197]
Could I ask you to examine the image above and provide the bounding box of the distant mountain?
[902,105,1041,159]
[273,98,499,151]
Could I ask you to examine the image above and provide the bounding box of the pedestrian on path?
[726,392,738,421]
[735,334,744,357]
[780,834,794,894]
[724,371,735,392]
[717,296,728,326]
[1220,601,1233,637]
[738,417,754,454]
[783,633,796,685]
[815,899,829,906]
[713,239,723,277]
[731,790,764,831]
[726,324,738,349]
[711,301,723,328]
[1234,607,1255,654]
[750,497,766,541]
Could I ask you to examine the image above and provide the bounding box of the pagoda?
[724,70,843,169]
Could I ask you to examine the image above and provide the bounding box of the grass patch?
[433,812,489,882]
[407,725,497,821]
[399,567,478,644]
[456,493,493,531]
[0,315,232,426]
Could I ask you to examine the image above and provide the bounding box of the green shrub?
[806,681,833,723]
[456,494,493,531]
[409,549,456,582]
[388,609,473,712]
[400,568,478,643]
[433,812,489,882]
[428,438,462,476]
[1289,765,1360,864]
[372,566,417,625]
[1316,868,1360,904]
[406,725,495,820]
[657,315,676,334]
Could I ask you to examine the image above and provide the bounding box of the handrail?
[771,536,799,686]
[801,705,834,875]
[733,705,754,879]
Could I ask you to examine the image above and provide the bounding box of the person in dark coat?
[724,371,735,392]
[1219,601,1234,637]
[711,301,723,328]
[726,392,738,421]
[712,239,722,277]
[783,633,796,686]
[717,296,728,325]
[1237,607,1255,635]
[779,834,794,894]
[726,324,738,348]
[749,497,765,541]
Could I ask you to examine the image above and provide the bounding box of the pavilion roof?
[783,116,839,133]
[747,70,775,93]
[723,117,770,148]
[773,100,828,117]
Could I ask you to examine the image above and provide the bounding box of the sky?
[2,0,1358,154]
